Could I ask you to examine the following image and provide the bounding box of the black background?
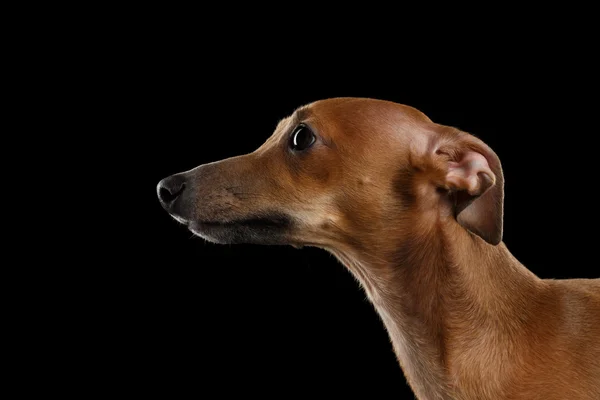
[52,16,599,398]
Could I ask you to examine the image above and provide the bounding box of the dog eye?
[290,125,316,151]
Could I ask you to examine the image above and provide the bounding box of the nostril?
[157,175,187,207]
[159,183,185,204]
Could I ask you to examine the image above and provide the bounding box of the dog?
[157,98,600,399]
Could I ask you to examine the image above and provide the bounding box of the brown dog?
[157,98,600,399]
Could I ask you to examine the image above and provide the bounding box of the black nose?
[157,174,186,210]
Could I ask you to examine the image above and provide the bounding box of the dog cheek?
[286,149,336,186]
[308,164,331,184]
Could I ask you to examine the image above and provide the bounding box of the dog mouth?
[187,214,292,244]
[191,216,290,230]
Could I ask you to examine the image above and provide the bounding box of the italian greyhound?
[157,98,600,399]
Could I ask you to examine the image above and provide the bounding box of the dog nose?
[157,174,186,210]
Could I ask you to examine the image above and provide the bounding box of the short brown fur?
[158,98,600,399]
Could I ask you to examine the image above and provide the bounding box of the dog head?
[157,98,503,253]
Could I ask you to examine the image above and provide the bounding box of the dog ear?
[437,135,504,245]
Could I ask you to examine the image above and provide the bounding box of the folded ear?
[437,136,504,245]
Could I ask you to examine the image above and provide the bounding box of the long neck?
[326,223,545,400]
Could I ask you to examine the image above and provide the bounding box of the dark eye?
[290,125,316,151]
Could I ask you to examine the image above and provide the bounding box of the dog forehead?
[297,98,432,144]
[302,97,431,122]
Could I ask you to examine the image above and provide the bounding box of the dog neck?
[326,222,545,400]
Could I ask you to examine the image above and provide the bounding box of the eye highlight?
[290,124,316,151]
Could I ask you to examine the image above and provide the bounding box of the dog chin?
[187,221,229,244]
[187,216,293,245]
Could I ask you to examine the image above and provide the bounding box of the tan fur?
[159,98,600,399]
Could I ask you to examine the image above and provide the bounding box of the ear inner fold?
[446,152,495,196]
[442,147,504,245]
